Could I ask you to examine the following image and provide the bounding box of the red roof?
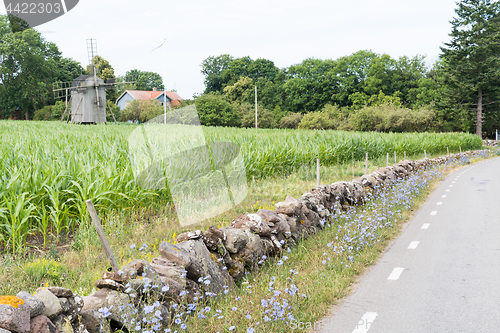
[119,90,184,106]
[127,90,164,100]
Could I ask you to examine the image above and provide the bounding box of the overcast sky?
[1,0,459,100]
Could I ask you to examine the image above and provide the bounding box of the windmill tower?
[54,39,134,124]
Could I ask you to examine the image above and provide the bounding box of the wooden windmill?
[54,39,134,124]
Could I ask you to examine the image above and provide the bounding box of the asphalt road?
[316,157,500,333]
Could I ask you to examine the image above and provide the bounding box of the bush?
[280,112,304,129]
[195,93,240,127]
[240,103,277,128]
[298,111,336,130]
[119,99,163,123]
[346,103,438,132]
[33,101,66,121]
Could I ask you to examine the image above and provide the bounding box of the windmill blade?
[53,81,73,99]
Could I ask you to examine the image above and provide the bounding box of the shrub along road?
[317,157,500,333]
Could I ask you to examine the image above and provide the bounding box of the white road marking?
[352,312,378,333]
[452,181,456,183]
[437,202,443,205]
[449,185,453,187]
[408,241,419,249]
[388,267,405,280]
[421,223,430,229]
[442,195,447,198]
[446,189,450,192]
[430,211,437,215]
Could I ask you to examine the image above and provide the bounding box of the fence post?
[316,158,320,187]
[365,153,368,175]
[424,150,427,159]
[86,199,119,272]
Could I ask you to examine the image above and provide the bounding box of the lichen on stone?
[0,295,25,308]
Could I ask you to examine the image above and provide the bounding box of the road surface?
[316,157,500,333]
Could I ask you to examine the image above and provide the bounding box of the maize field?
[0,121,481,252]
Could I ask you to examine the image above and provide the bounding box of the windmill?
[54,39,134,124]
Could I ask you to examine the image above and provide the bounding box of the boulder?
[176,230,203,243]
[229,213,272,237]
[150,257,186,286]
[34,289,63,320]
[30,315,57,333]
[243,229,265,258]
[102,272,125,284]
[202,227,226,252]
[0,297,30,333]
[94,279,125,292]
[79,310,105,333]
[176,239,233,295]
[65,295,84,322]
[16,291,45,318]
[221,228,249,254]
[159,241,204,282]
[46,288,72,298]
[59,298,71,314]
[82,289,133,329]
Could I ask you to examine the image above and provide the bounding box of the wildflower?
[130,244,136,250]
[229,326,236,331]
[162,285,170,292]
[232,307,237,311]
[98,306,113,318]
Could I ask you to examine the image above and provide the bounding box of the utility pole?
[255,85,258,129]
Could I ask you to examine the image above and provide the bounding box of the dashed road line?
[430,211,437,215]
[421,223,430,229]
[437,202,443,205]
[352,312,378,333]
[388,267,405,280]
[408,241,419,249]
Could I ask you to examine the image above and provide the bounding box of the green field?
[0,121,482,253]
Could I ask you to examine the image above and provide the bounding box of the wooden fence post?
[316,158,320,187]
[86,199,119,272]
[365,153,368,175]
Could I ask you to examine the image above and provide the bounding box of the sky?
[1,0,459,100]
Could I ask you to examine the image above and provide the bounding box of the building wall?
[117,92,135,110]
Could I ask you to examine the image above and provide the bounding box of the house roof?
[116,90,183,106]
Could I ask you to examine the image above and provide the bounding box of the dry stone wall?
[0,150,494,333]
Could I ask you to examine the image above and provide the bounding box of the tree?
[194,93,240,127]
[440,0,500,138]
[87,55,118,102]
[118,69,164,94]
[55,57,84,83]
[223,76,254,105]
[0,15,61,119]
[239,103,277,128]
[201,54,234,93]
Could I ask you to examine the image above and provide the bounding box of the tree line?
[190,0,500,138]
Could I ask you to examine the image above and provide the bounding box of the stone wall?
[0,150,492,333]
